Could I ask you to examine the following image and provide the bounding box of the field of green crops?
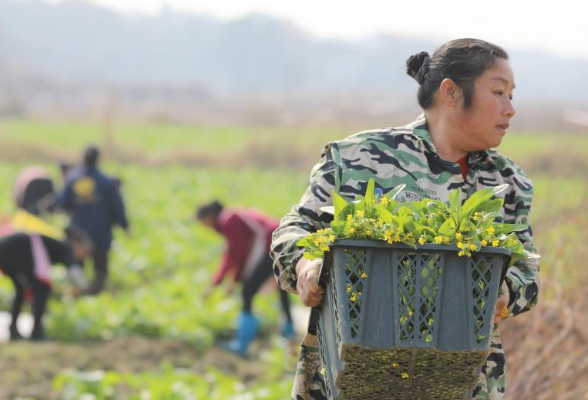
[1,118,587,400]
[0,164,307,399]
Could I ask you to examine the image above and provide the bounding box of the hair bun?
[406,51,431,85]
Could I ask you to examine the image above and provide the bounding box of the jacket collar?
[408,114,490,167]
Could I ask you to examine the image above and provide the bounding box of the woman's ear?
[439,78,463,107]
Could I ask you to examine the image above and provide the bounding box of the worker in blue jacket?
[58,146,130,295]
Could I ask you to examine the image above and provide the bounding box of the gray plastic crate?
[316,240,511,400]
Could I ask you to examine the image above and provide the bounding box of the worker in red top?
[196,200,293,356]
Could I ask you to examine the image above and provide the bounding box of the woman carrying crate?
[271,38,539,400]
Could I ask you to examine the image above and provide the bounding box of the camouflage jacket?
[271,115,540,400]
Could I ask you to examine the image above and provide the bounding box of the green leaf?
[438,218,454,234]
[333,192,349,220]
[415,224,436,236]
[462,184,509,215]
[364,178,376,205]
[495,223,528,233]
[296,236,311,247]
[379,208,394,224]
[404,221,416,232]
[331,221,345,235]
[398,206,413,217]
[303,251,323,261]
[386,184,407,201]
[403,201,428,217]
[475,198,504,214]
[338,202,356,221]
[448,189,462,212]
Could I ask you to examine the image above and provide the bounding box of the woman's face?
[455,58,516,151]
[198,215,216,229]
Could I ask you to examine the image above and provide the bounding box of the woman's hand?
[296,258,325,307]
[494,281,511,323]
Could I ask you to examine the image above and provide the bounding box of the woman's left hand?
[226,280,237,296]
[494,281,511,323]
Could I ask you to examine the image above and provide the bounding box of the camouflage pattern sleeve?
[502,164,540,319]
[270,143,338,294]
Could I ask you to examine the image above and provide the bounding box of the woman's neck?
[424,110,468,163]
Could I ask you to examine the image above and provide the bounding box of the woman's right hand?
[295,257,325,307]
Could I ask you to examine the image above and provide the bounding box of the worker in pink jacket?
[197,200,294,356]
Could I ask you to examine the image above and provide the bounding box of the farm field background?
[0,118,587,400]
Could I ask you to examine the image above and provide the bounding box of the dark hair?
[84,145,100,168]
[406,38,509,110]
[65,226,94,253]
[59,161,73,176]
[196,200,224,220]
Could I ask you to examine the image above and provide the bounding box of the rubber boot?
[9,324,23,341]
[30,325,47,342]
[281,319,296,339]
[225,312,260,357]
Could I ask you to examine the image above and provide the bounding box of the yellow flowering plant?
[297,178,539,264]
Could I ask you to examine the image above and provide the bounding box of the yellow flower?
[346,214,353,222]
[434,236,443,244]
[481,240,488,246]
[401,372,410,379]
[329,235,336,242]
[348,227,356,234]
[458,251,465,257]
[361,272,368,279]
[418,236,426,245]
[392,363,399,368]
[381,196,389,206]
[320,245,330,252]
[356,210,365,218]
[313,238,321,246]
[457,242,465,249]
[350,292,357,302]
[456,232,463,241]
[492,239,500,247]
[469,244,477,251]
[442,236,449,244]
[473,212,480,221]
[346,283,352,293]
[487,227,495,235]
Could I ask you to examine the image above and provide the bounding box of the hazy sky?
[45,0,588,60]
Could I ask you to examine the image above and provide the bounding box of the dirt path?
[0,336,271,400]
